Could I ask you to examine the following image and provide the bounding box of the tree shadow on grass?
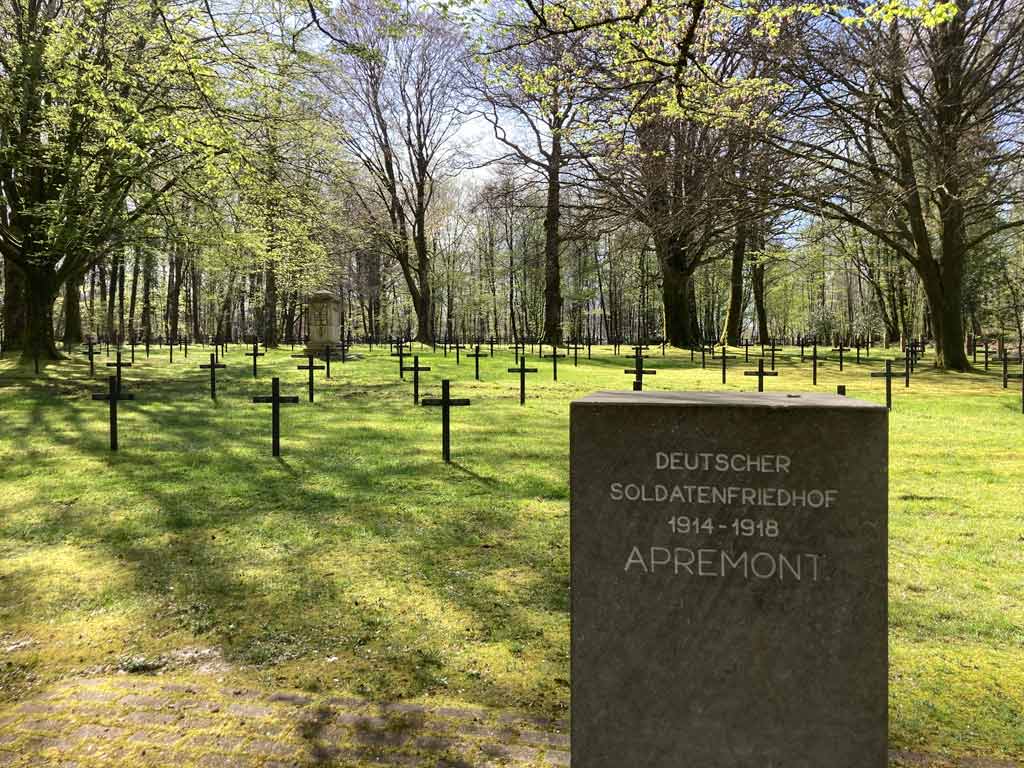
[2,368,573,717]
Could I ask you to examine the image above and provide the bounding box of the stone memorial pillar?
[570,391,888,768]
[305,290,342,357]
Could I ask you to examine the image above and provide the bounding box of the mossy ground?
[1,342,1021,760]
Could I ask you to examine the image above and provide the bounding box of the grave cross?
[251,377,300,456]
[980,341,996,371]
[567,341,585,367]
[510,339,527,365]
[85,340,97,376]
[297,354,325,403]
[764,340,784,370]
[392,338,410,377]
[467,344,486,380]
[199,353,227,400]
[1001,352,1023,389]
[870,360,906,410]
[720,345,736,384]
[623,348,656,392]
[508,357,538,405]
[421,379,471,463]
[743,358,778,392]
[544,345,566,381]
[832,341,850,372]
[892,355,913,388]
[402,355,431,404]
[168,338,175,364]
[245,341,265,378]
[128,337,137,364]
[91,375,134,451]
[105,349,132,394]
[812,342,827,386]
[322,346,333,379]
[451,340,466,365]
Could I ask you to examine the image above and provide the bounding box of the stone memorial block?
[306,290,342,355]
[570,391,888,768]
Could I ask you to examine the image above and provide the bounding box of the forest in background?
[2,0,1023,371]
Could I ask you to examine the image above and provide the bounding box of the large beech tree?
[0,0,235,358]
[773,0,1024,369]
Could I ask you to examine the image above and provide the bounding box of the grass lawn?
[1,341,1022,760]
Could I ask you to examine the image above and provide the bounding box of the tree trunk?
[722,218,747,344]
[542,137,563,344]
[127,248,141,342]
[24,271,60,360]
[3,259,28,350]
[264,265,278,346]
[191,262,202,340]
[752,259,769,343]
[63,276,83,347]
[142,250,154,343]
[117,254,126,342]
[656,235,698,348]
[167,252,184,342]
[918,254,969,370]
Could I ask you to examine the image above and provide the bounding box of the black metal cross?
[84,340,97,376]
[1002,352,1023,389]
[421,379,471,463]
[832,341,850,372]
[245,341,265,378]
[106,350,132,394]
[168,338,175,364]
[720,345,736,385]
[544,345,566,381]
[624,349,656,392]
[566,341,584,367]
[467,344,486,380]
[322,346,333,378]
[452,340,466,365]
[870,360,906,410]
[744,358,778,392]
[252,377,300,456]
[812,342,827,386]
[392,338,410,377]
[980,341,996,371]
[402,355,431,404]
[92,375,134,451]
[297,354,325,403]
[199,353,227,400]
[893,355,913,388]
[510,340,526,364]
[508,357,538,405]
[764,340,783,370]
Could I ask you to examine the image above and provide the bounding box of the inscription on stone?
[570,391,888,768]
